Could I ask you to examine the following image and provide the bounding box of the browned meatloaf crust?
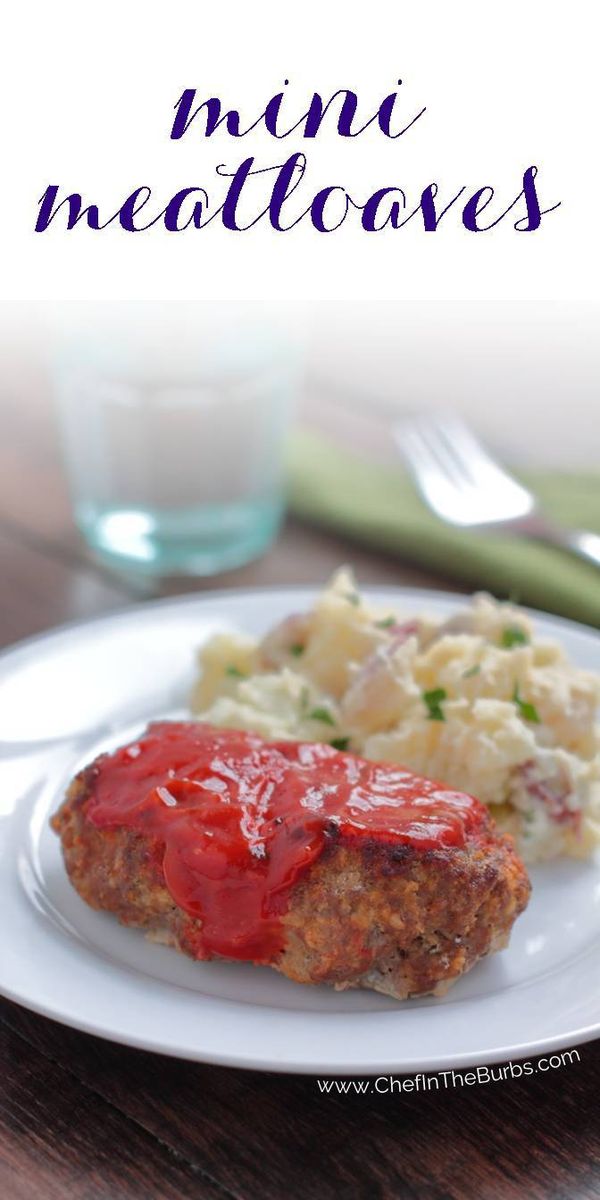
[52,766,530,1000]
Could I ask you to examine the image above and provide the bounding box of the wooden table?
[1,377,599,1200]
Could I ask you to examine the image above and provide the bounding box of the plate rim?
[1,972,600,1076]
[1,579,597,672]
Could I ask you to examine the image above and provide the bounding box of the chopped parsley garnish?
[308,706,336,727]
[225,665,246,679]
[330,736,350,751]
[501,626,529,649]
[289,642,305,656]
[423,687,447,721]
[463,664,481,679]
[375,616,396,629]
[512,683,540,724]
[344,591,360,607]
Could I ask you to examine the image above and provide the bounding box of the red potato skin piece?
[51,757,531,1000]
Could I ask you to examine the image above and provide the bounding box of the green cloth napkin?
[287,430,600,628]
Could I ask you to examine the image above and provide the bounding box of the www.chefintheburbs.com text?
[317,1049,581,1094]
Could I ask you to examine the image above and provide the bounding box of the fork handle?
[527,517,600,570]
[560,529,600,569]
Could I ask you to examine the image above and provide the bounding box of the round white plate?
[1,586,599,1075]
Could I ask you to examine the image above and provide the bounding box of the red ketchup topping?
[87,722,487,963]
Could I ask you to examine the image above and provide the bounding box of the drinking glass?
[54,324,297,577]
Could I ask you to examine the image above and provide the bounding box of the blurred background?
[1,303,598,646]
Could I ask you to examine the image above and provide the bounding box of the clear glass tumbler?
[54,325,297,577]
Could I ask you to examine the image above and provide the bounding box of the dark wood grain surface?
[1,372,599,1200]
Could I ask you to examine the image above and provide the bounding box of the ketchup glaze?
[86,722,487,963]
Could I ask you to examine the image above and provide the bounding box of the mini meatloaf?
[51,721,530,999]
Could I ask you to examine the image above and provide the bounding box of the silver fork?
[393,411,600,570]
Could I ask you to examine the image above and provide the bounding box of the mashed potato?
[191,569,600,862]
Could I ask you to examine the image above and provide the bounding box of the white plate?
[0,586,599,1075]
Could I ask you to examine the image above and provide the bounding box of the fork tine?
[396,424,473,522]
[393,411,535,526]
[423,413,527,492]
[418,415,492,487]
[409,417,482,492]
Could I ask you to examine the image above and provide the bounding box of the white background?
[1,0,599,463]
